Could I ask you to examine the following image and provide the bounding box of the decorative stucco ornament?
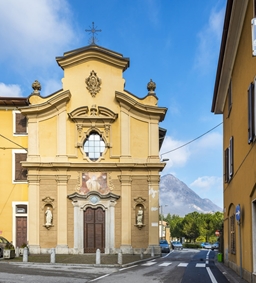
[147,79,156,95]
[85,70,101,97]
[32,80,41,94]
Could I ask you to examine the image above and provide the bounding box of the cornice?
[19,90,71,116]
[56,45,130,71]
[212,0,249,113]
[115,91,167,122]
[67,191,120,201]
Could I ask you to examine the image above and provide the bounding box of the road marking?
[90,274,110,282]
[196,263,206,267]
[206,267,218,283]
[159,262,172,267]
[178,263,188,267]
[142,261,157,266]
[119,265,138,271]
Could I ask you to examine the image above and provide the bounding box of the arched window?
[83,132,105,161]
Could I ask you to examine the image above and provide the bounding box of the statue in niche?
[45,207,52,225]
[137,206,144,225]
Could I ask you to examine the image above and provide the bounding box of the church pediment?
[67,191,120,202]
[68,105,118,123]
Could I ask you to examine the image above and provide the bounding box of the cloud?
[0,0,76,69]
[160,136,191,169]
[194,5,225,72]
[0,83,23,97]
[190,175,223,207]
[191,131,222,152]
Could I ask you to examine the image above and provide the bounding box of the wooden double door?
[84,207,105,253]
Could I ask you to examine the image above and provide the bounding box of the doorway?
[16,217,27,248]
[84,207,105,253]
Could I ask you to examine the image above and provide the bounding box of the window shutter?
[229,136,234,179]
[15,113,27,134]
[224,148,229,183]
[15,153,27,181]
[248,83,254,144]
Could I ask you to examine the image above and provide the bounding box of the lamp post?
[160,204,168,239]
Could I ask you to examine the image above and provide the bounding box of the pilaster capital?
[118,175,132,184]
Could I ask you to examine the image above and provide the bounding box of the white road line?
[196,263,206,267]
[178,263,188,267]
[90,274,110,282]
[159,262,172,267]
[142,261,157,266]
[119,265,138,271]
[206,267,218,283]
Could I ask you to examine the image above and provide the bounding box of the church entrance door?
[84,207,105,253]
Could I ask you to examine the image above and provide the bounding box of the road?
[0,249,229,283]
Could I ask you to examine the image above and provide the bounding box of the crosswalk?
[142,260,209,268]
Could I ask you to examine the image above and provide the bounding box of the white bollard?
[15,247,19,258]
[23,247,28,262]
[151,246,154,257]
[118,251,122,265]
[96,248,101,264]
[140,248,143,259]
[50,248,56,264]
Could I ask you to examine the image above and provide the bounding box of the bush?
[183,243,201,249]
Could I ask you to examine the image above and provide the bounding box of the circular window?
[83,132,105,161]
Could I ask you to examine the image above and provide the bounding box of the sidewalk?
[215,260,249,283]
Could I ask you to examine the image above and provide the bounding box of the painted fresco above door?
[78,172,110,195]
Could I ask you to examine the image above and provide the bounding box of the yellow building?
[212,0,256,281]
[0,43,167,255]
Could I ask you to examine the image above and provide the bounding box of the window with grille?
[230,214,236,254]
[83,132,105,161]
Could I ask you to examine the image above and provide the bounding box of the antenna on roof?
[85,22,102,45]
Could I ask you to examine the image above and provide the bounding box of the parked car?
[171,241,183,250]
[0,236,13,257]
[201,242,212,249]
[211,242,219,250]
[159,240,170,253]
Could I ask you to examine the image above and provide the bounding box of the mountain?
[159,174,222,216]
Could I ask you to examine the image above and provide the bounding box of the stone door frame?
[68,192,120,254]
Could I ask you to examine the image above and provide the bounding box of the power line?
[161,122,223,156]
[0,134,27,151]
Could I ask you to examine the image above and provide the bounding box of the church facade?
[0,43,167,255]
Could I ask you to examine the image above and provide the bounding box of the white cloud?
[194,5,225,72]
[160,135,191,170]
[191,131,222,152]
[190,176,223,207]
[0,0,76,69]
[0,83,22,97]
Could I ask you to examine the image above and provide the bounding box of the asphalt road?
[0,249,231,283]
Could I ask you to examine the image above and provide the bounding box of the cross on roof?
[85,22,102,45]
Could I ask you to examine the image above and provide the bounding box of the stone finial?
[32,80,41,94]
[147,79,156,95]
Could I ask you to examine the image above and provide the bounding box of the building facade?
[212,0,256,281]
[0,43,167,255]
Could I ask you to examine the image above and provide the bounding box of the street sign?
[236,204,241,222]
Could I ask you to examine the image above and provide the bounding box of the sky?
[0,0,225,209]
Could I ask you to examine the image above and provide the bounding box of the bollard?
[15,247,19,258]
[140,248,143,259]
[96,248,101,264]
[118,251,122,265]
[151,246,154,257]
[50,248,56,264]
[23,247,28,262]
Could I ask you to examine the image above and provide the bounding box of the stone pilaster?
[56,175,69,254]
[27,175,40,253]
[119,174,132,253]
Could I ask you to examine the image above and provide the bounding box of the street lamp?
[160,204,168,239]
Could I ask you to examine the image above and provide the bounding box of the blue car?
[159,240,170,253]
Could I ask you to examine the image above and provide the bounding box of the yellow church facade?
[0,43,167,255]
